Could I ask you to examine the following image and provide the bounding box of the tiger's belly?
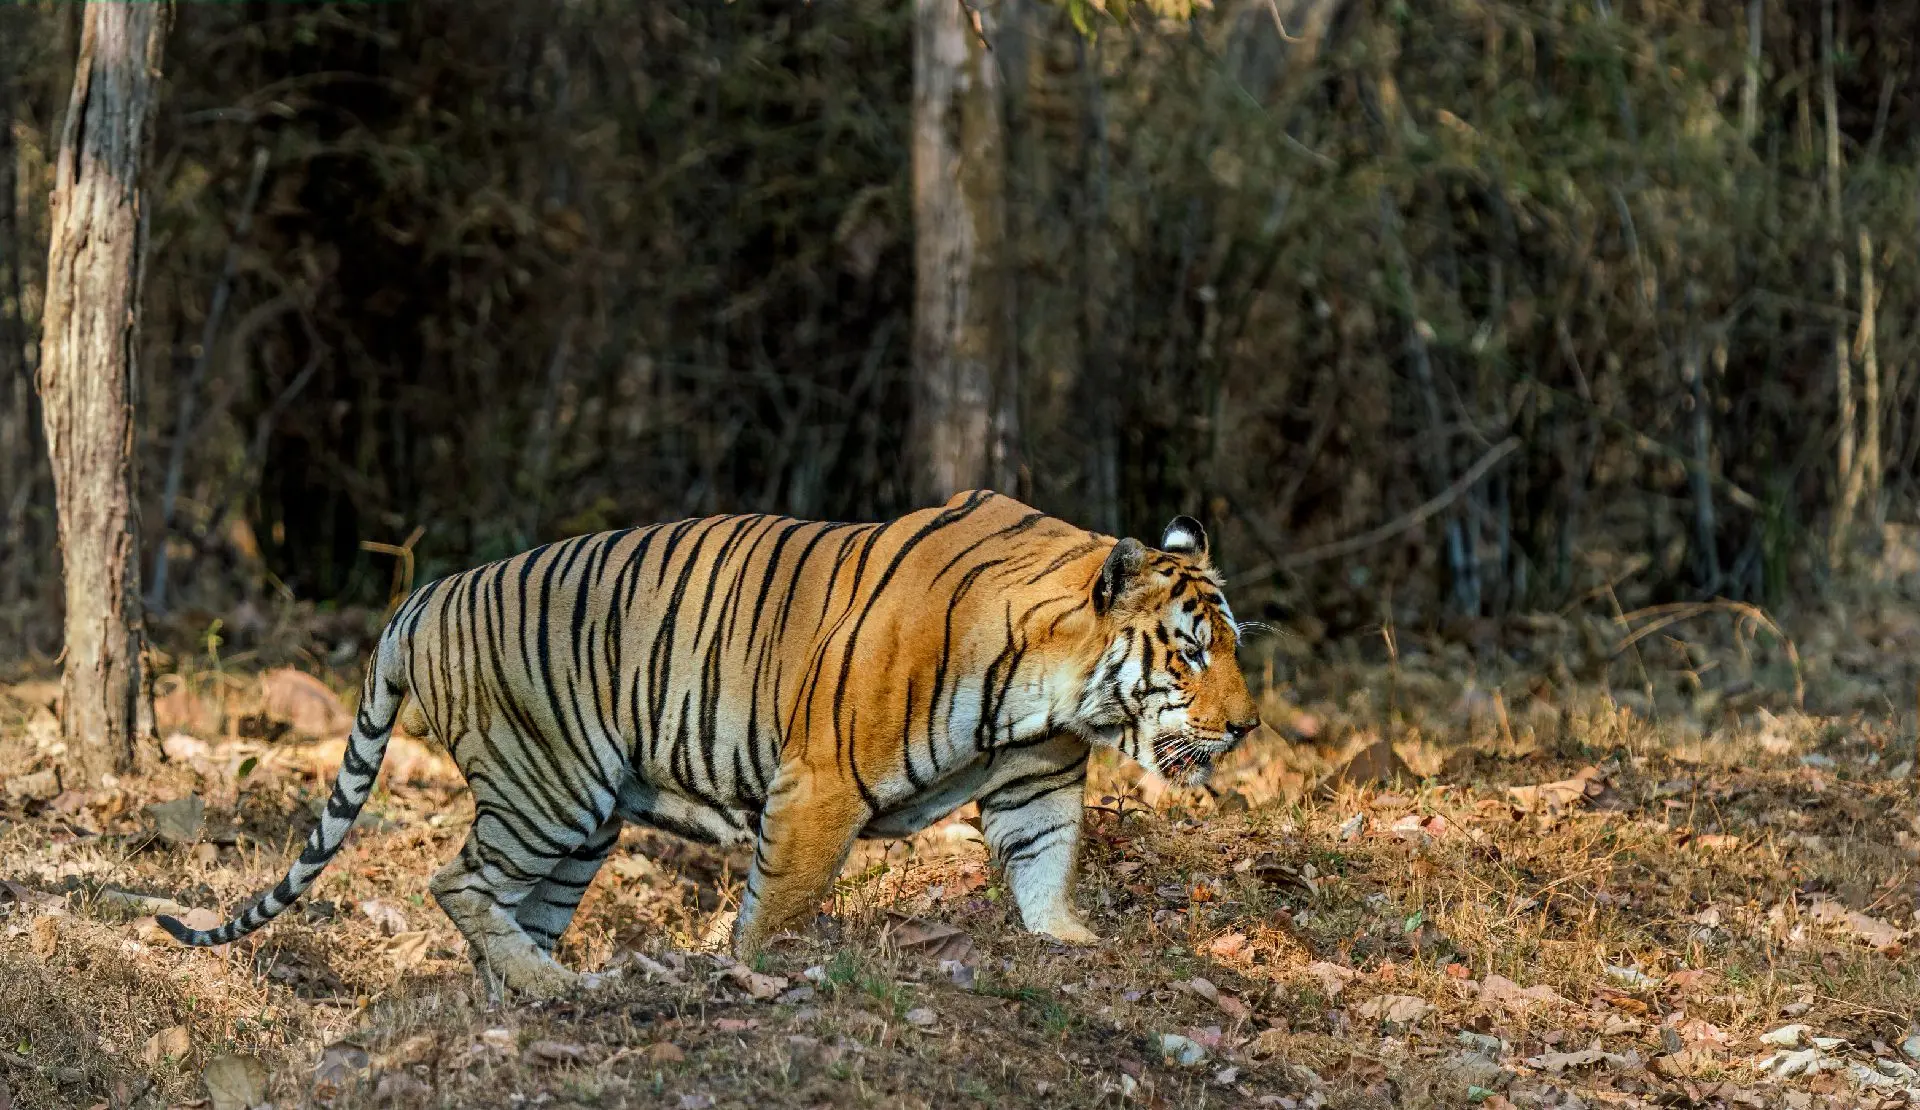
[613,755,998,850]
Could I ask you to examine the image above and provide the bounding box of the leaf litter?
[3,613,1919,1109]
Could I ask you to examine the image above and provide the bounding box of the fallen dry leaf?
[1303,960,1355,999]
[1507,765,1605,815]
[720,962,788,1001]
[1215,993,1253,1023]
[1806,899,1906,952]
[884,914,975,962]
[1478,974,1569,1013]
[1355,994,1434,1025]
[202,1054,270,1110]
[1245,1027,1289,1059]
[1664,968,1712,993]
[713,1018,758,1033]
[144,1025,192,1066]
[381,930,430,967]
[1526,1046,1633,1073]
[646,1042,685,1065]
[1207,932,1248,958]
[29,915,58,959]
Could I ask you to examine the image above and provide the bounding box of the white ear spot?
[1160,515,1208,558]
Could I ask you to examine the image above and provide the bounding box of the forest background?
[5,0,1919,665]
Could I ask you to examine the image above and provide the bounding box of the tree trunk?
[37,0,169,785]
[911,0,1018,504]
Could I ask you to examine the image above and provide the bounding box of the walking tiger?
[161,490,1262,997]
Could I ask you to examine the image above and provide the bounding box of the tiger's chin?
[1148,743,1228,787]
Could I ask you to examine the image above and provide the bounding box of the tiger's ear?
[1160,516,1209,562]
[1093,537,1148,615]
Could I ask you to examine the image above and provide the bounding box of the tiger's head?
[1072,516,1262,786]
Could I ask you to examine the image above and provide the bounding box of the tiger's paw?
[1032,916,1101,946]
[485,948,582,1000]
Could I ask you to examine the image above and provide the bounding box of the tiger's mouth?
[1151,733,1231,786]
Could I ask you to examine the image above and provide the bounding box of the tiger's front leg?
[978,736,1099,945]
[731,764,870,959]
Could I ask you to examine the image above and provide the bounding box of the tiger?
[160,490,1262,998]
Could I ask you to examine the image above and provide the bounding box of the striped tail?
[159,630,410,948]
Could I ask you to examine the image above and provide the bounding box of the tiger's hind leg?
[430,797,615,1000]
[517,816,621,955]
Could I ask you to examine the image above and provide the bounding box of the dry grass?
[2,601,1918,1110]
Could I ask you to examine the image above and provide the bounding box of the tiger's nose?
[1225,715,1261,743]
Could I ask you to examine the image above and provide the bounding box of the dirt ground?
[2,592,1919,1110]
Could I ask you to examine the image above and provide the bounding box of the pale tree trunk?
[37,1,170,785]
[1821,0,1855,561]
[911,0,1018,504]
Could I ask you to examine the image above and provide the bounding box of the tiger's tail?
[158,622,412,948]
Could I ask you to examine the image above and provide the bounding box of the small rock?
[146,796,207,846]
[3,767,62,805]
[99,888,190,920]
[478,1029,515,1052]
[677,1096,715,1110]
[1458,1031,1507,1057]
[524,1040,587,1066]
[1159,1033,1208,1067]
[1443,1050,1509,1091]
[312,1041,370,1098]
[1213,1065,1240,1086]
[904,1007,937,1028]
[260,668,350,738]
[359,899,409,935]
[938,959,975,990]
[1760,1024,1810,1048]
[1901,1033,1920,1061]
[1604,965,1657,989]
[373,1071,432,1103]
